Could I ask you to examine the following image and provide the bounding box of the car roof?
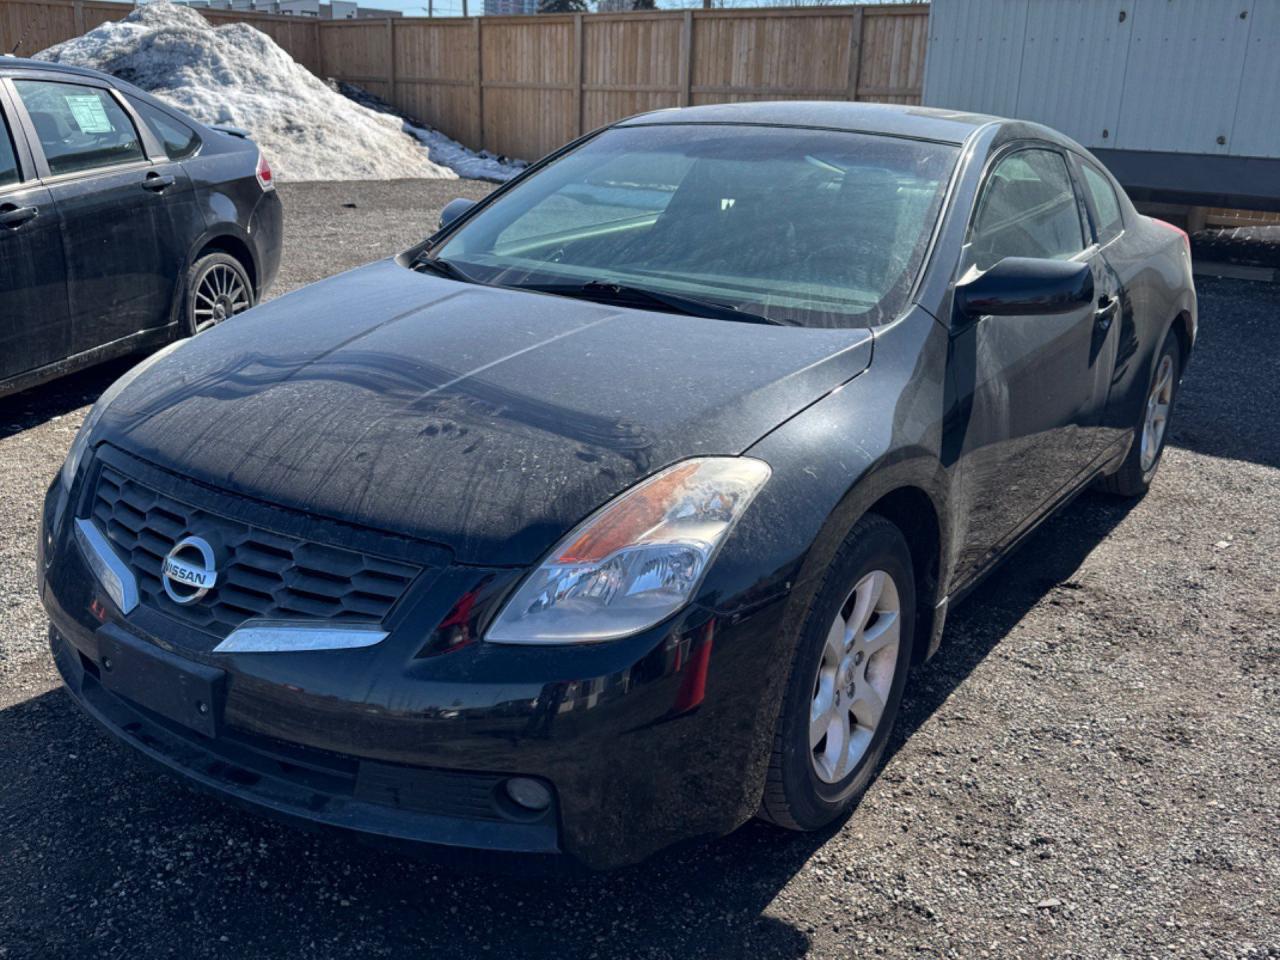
[614,101,1003,145]
[0,55,115,83]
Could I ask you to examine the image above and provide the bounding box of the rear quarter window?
[1081,161,1124,242]
[128,96,201,161]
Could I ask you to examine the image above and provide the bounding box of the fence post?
[316,20,326,79]
[473,16,484,152]
[73,0,86,34]
[385,17,396,104]
[678,10,692,107]
[845,7,864,101]
[574,13,584,137]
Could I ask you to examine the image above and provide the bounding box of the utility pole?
[462,0,468,16]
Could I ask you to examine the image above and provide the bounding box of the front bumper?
[50,626,565,860]
[40,459,791,869]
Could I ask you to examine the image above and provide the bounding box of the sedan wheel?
[809,571,901,784]
[186,253,254,335]
[1097,329,1182,498]
[1139,354,1174,473]
[759,513,915,832]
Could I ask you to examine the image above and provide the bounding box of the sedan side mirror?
[955,257,1094,319]
[439,197,478,230]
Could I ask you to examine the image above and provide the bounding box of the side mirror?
[955,257,1094,319]
[439,197,478,230]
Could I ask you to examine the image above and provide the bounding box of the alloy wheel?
[192,263,251,332]
[809,569,901,784]
[1140,354,1174,472]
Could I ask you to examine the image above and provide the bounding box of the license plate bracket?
[96,625,225,738]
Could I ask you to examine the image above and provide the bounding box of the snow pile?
[36,2,522,182]
[337,81,525,183]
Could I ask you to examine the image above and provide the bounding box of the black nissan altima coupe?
[40,102,1195,870]
[0,57,282,399]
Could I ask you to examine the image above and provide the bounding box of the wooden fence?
[1,0,928,161]
[320,4,929,160]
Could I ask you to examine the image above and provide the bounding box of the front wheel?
[1097,329,1181,498]
[184,252,254,335]
[758,513,915,832]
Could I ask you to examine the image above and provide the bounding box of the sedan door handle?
[142,173,176,192]
[1095,295,1119,330]
[0,204,38,229]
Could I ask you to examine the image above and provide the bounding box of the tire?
[758,513,916,832]
[183,252,255,336]
[1096,329,1181,498]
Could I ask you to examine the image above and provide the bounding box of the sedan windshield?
[430,124,957,328]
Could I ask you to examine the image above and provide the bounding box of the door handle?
[1095,295,1119,330]
[142,173,176,192]
[0,204,38,228]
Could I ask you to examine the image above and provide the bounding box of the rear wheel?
[1097,329,1181,497]
[759,513,915,831]
[184,252,254,335]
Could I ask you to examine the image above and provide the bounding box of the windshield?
[431,124,957,328]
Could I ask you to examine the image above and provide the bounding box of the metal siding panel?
[1115,0,1252,154]
[1013,0,1130,149]
[923,0,1029,118]
[1230,0,1280,158]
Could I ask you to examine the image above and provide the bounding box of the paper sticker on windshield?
[65,95,114,134]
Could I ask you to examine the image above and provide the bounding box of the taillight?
[1153,217,1190,257]
[255,151,274,191]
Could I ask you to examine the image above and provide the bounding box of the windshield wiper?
[413,255,476,284]
[514,279,791,326]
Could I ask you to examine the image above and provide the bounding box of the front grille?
[89,463,421,637]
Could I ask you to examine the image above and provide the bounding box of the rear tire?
[758,513,915,832]
[1096,329,1181,498]
[184,252,254,336]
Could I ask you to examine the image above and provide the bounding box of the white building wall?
[922,0,1280,160]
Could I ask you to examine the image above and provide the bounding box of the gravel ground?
[1,181,1277,960]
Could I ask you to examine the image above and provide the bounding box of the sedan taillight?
[1153,217,1190,258]
[255,152,274,192]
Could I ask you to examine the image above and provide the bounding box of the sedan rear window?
[129,96,201,160]
[434,125,958,328]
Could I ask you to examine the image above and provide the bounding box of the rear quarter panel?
[1099,214,1197,437]
[184,141,276,295]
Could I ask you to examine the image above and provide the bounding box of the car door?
[0,82,71,383]
[10,75,188,357]
[1071,155,1132,450]
[945,144,1115,578]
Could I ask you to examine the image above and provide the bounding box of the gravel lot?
[1,181,1276,960]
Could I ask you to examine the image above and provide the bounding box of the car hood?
[96,259,873,565]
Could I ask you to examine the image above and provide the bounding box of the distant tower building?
[483,0,538,14]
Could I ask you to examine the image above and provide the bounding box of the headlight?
[486,457,770,645]
[60,341,183,491]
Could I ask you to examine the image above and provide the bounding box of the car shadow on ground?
[889,488,1135,759]
[0,357,138,442]
[1,489,1137,960]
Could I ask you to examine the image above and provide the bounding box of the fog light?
[504,777,552,812]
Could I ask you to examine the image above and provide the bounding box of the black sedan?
[0,57,282,399]
[39,102,1195,870]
